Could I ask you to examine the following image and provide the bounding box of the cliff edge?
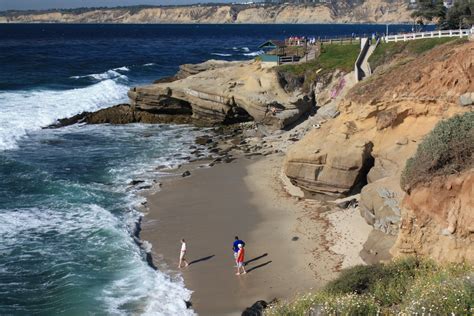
[0,1,412,24]
[284,40,473,244]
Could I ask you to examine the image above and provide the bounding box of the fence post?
[438,30,441,38]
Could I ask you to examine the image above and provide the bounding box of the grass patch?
[368,37,466,71]
[267,257,473,316]
[277,43,359,91]
[401,112,474,191]
[279,43,359,75]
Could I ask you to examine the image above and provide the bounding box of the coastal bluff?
[284,40,473,260]
[128,60,313,129]
[0,1,412,24]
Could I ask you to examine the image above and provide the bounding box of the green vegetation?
[368,37,465,71]
[277,43,359,91]
[401,112,474,192]
[412,0,473,29]
[267,257,474,315]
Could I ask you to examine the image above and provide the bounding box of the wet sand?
[141,155,344,315]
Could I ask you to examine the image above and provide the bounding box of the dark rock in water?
[185,300,193,309]
[129,180,145,186]
[195,136,213,145]
[47,103,194,128]
[145,252,158,271]
[242,300,268,316]
[182,170,191,177]
[137,185,152,190]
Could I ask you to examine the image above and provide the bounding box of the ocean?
[0,23,418,315]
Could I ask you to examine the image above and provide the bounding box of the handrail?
[384,29,472,42]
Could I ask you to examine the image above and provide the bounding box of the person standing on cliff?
[232,236,245,266]
[236,244,246,275]
[178,238,189,269]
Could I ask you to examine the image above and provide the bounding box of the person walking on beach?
[232,236,245,266]
[236,244,246,275]
[178,238,189,269]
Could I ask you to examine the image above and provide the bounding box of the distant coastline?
[0,1,414,24]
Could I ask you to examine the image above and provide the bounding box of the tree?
[440,0,474,29]
[412,0,473,29]
[411,0,446,23]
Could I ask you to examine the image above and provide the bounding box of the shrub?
[401,111,474,191]
[266,258,474,316]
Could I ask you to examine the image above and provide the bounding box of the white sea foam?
[71,69,128,81]
[143,63,156,67]
[244,50,264,57]
[242,47,250,52]
[113,66,130,72]
[211,53,232,57]
[0,79,129,150]
[0,203,194,315]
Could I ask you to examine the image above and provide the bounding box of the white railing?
[384,28,472,42]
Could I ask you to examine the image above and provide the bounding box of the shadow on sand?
[189,255,215,265]
[244,253,268,266]
[247,261,272,273]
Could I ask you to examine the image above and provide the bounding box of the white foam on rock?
[244,50,264,57]
[0,79,129,151]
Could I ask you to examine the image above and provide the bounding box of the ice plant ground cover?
[267,257,473,315]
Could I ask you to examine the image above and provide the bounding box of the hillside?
[0,1,413,24]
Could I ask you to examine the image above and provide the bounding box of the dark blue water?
[0,23,417,315]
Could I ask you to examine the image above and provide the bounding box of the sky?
[0,0,253,11]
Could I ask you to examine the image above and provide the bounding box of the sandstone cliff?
[128,60,313,129]
[392,170,474,263]
[1,1,412,24]
[284,40,473,239]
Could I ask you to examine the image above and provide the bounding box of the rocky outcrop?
[1,2,412,24]
[48,104,193,127]
[285,41,473,235]
[392,170,474,263]
[128,60,313,129]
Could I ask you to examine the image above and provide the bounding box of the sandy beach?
[141,153,373,315]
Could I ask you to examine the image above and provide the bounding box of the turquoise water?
[0,124,202,315]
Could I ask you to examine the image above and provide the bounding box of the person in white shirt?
[178,238,189,268]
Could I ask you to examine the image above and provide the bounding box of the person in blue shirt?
[232,236,245,266]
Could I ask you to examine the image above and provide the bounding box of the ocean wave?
[242,47,250,52]
[0,79,129,151]
[113,66,130,72]
[0,203,193,315]
[143,63,156,67]
[211,53,232,57]
[71,69,128,81]
[244,50,264,57]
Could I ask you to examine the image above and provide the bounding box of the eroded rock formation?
[128,60,313,129]
[285,41,473,237]
[392,170,474,263]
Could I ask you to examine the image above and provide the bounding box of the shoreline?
[140,152,374,314]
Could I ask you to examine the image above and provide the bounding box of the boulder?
[285,139,373,196]
[242,300,268,316]
[359,178,403,235]
[459,92,474,107]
